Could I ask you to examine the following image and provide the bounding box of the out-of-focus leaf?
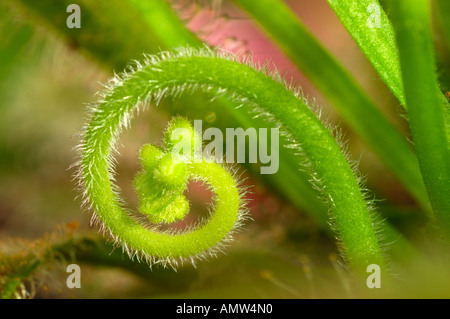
[327,0,405,107]
[11,0,330,228]
[233,0,431,215]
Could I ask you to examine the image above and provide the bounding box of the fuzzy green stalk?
[79,48,385,273]
[388,0,450,235]
[81,114,243,266]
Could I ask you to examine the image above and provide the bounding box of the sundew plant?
[0,0,449,299]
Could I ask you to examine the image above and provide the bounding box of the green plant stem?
[233,0,431,215]
[13,0,420,261]
[12,0,332,227]
[10,0,419,268]
[126,0,333,226]
[81,49,386,273]
[387,0,450,234]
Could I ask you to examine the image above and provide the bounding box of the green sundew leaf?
[327,0,405,107]
[125,0,329,223]
[11,0,330,227]
[125,0,330,226]
[232,0,431,215]
[387,0,450,235]
[80,48,386,273]
[11,0,416,264]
